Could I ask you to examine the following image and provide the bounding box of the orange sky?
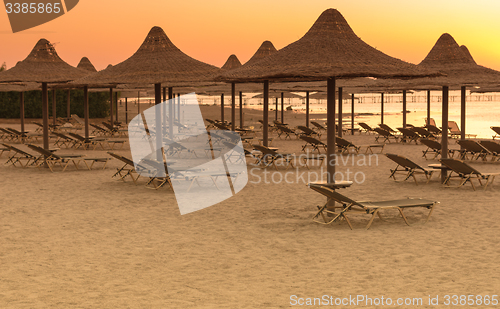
[1,0,500,72]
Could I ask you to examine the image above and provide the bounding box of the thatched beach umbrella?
[221,55,242,70]
[73,26,220,159]
[0,39,88,150]
[77,57,98,72]
[218,8,439,184]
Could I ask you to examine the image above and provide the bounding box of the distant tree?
[0,62,6,71]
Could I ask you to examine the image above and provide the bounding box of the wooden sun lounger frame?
[27,144,84,172]
[386,153,435,185]
[440,158,498,191]
[309,183,438,230]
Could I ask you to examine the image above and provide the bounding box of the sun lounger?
[90,123,109,136]
[297,125,321,139]
[2,143,40,167]
[410,126,436,139]
[385,153,435,185]
[425,124,442,136]
[491,127,500,140]
[479,140,500,161]
[358,122,375,134]
[420,138,441,159]
[440,158,499,190]
[310,121,327,132]
[336,137,360,154]
[107,152,142,184]
[53,132,78,148]
[300,135,327,153]
[379,124,399,134]
[456,140,490,161]
[27,144,84,172]
[397,127,420,144]
[275,124,299,139]
[0,128,17,141]
[308,183,438,229]
[448,121,477,139]
[373,127,399,143]
[425,118,437,127]
[252,144,295,170]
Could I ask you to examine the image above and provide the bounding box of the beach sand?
[1,104,500,308]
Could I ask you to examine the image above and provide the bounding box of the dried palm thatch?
[0,82,40,92]
[244,41,278,66]
[217,9,440,83]
[72,26,220,86]
[77,57,97,72]
[221,55,242,70]
[374,33,500,90]
[0,39,89,83]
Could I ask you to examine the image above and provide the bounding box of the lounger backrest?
[358,123,372,131]
[298,126,315,135]
[107,152,134,166]
[253,144,278,156]
[412,127,431,136]
[311,122,325,130]
[457,140,488,153]
[68,132,85,141]
[71,114,85,125]
[491,127,500,135]
[54,132,71,139]
[27,144,60,159]
[426,118,437,127]
[309,185,362,207]
[448,121,461,133]
[398,127,418,136]
[300,135,323,145]
[336,137,353,147]
[379,124,395,132]
[2,143,33,157]
[480,140,500,153]
[420,138,441,150]
[374,127,391,136]
[440,158,480,175]
[385,153,422,170]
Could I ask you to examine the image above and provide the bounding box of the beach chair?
[358,122,375,134]
[425,118,437,127]
[420,138,442,159]
[71,114,86,128]
[385,153,435,185]
[252,144,295,170]
[336,137,360,154]
[300,135,327,153]
[479,140,500,161]
[0,128,17,141]
[68,132,107,150]
[491,127,500,140]
[397,127,420,144]
[275,124,299,139]
[379,124,399,134]
[297,125,321,139]
[373,128,399,143]
[456,140,490,161]
[27,144,84,172]
[53,132,77,148]
[410,126,436,139]
[425,124,442,136]
[448,121,477,139]
[308,183,438,229]
[310,121,327,132]
[2,143,40,167]
[107,152,142,184]
[440,158,499,190]
[90,123,109,136]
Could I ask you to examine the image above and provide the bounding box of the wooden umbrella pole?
[239,91,243,128]
[306,91,310,128]
[280,92,284,123]
[20,92,25,138]
[231,82,236,130]
[275,97,278,121]
[327,77,336,184]
[381,93,384,124]
[402,90,407,128]
[42,83,49,150]
[154,83,162,162]
[460,86,466,142]
[338,87,343,138]
[441,86,449,183]
[426,90,431,126]
[168,87,173,139]
[109,88,114,128]
[66,89,71,120]
[351,93,355,135]
[84,86,89,140]
[125,97,128,124]
[221,93,224,123]
[263,81,269,147]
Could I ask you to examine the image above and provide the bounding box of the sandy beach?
[1,105,500,308]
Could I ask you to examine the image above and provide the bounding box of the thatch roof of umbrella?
[72,26,221,87]
[221,55,242,70]
[217,9,440,83]
[459,45,476,64]
[0,82,41,92]
[0,39,89,83]
[77,57,97,72]
[243,41,278,67]
[252,91,304,99]
[373,33,500,90]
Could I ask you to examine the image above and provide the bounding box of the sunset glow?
[1,0,500,72]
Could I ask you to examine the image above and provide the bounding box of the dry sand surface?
[1,104,500,308]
